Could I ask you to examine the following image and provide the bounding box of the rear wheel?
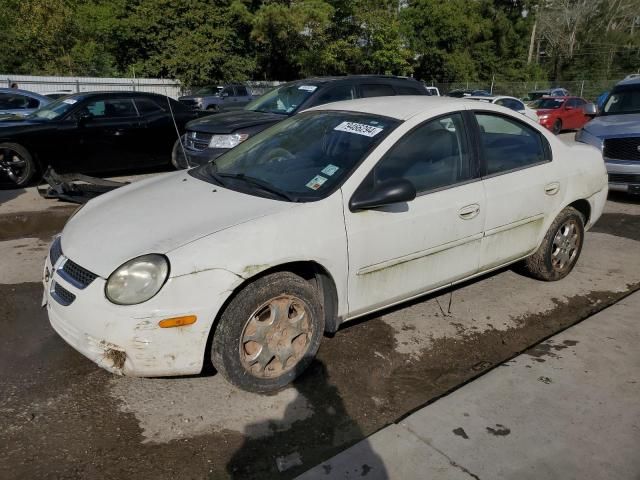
[552,119,562,135]
[521,207,584,281]
[211,272,324,393]
[0,143,37,187]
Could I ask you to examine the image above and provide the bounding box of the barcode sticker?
[334,121,383,137]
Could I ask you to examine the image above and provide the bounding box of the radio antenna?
[164,80,190,168]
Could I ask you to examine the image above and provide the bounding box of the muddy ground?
[1,185,639,479]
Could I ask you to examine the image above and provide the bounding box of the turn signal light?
[158,315,197,328]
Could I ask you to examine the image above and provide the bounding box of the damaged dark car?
[0,91,201,187]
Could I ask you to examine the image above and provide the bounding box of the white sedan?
[466,95,539,121]
[43,97,608,392]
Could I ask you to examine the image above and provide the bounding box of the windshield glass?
[532,98,564,109]
[602,86,640,115]
[191,111,400,201]
[27,97,78,120]
[245,82,320,115]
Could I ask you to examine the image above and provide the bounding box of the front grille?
[179,99,199,109]
[185,131,212,151]
[52,282,76,306]
[604,137,640,161]
[50,236,62,265]
[60,259,98,289]
[609,173,640,184]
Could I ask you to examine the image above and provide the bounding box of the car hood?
[186,110,286,134]
[61,171,296,278]
[582,113,640,137]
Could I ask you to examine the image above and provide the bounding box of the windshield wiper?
[217,173,296,202]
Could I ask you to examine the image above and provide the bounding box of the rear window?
[361,84,396,98]
[135,98,165,114]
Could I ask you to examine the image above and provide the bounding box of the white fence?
[1,74,182,98]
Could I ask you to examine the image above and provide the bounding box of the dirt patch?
[0,207,76,241]
[591,213,640,242]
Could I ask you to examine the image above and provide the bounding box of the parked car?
[525,88,570,102]
[531,96,593,134]
[425,86,440,96]
[576,76,640,194]
[175,75,429,168]
[446,89,492,98]
[0,88,51,118]
[0,91,202,187]
[178,84,257,112]
[44,96,607,392]
[466,95,538,121]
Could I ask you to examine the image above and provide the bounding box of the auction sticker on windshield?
[321,164,340,176]
[298,85,317,92]
[334,121,383,137]
[306,175,328,190]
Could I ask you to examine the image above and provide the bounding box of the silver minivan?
[576,77,640,194]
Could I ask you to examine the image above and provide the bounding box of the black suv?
[174,75,429,167]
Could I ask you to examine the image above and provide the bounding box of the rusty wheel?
[211,271,324,393]
[240,295,313,378]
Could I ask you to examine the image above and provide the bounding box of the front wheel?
[211,272,324,393]
[0,142,37,187]
[520,207,584,281]
[171,137,189,170]
[552,119,562,135]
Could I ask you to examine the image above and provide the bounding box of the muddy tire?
[552,119,562,135]
[0,142,37,187]
[211,271,324,393]
[521,207,584,281]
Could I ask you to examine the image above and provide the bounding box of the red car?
[532,96,591,134]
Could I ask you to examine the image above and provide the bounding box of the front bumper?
[180,146,227,168]
[604,159,640,194]
[43,251,239,377]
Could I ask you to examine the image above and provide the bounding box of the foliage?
[0,0,637,85]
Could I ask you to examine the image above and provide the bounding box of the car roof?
[616,76,640,87]
[286,75,422,86]
[56,91,170,101]
[306,96,505,121]
[0,87,51,101]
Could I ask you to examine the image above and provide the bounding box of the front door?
[473,111,563,270]
[344,113,485,317]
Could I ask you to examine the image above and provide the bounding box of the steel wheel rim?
[0,147,28,184]
[551,219,580,271]
[240,294,313,378]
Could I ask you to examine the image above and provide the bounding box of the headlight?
[105,254,170,305]
[209,133,249,149]
[575,128,604,151]
[538,114,549,120]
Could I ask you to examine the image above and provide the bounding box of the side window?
[372,113,472,194]
[84,98,138,118]
[315,85,356,105]
[566,98,578,108]
[221,86,234,97]
[395,85,422,95]
[475,113,549,176]
[574,98,586,106]
[134,98,165,114]
[360,84,395,98]
[235,86,248,96]
[0,93,31,110]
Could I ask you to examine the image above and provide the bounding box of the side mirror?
[77,112,92,125]
[582,103,597,117]
[349,178,417,212]
[565,105,574,110]
[221,92,230,98]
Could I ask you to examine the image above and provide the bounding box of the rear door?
[473,111,563,270]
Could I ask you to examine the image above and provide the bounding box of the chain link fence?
[428,79,623,101]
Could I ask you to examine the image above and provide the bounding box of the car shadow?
[225,359,388,479]
[0,182,25,204]
[608,190,640,205]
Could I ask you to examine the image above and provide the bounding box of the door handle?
[458,204,480,220]
[545,182,560,195]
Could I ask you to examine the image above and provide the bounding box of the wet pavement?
[1,178,639,479]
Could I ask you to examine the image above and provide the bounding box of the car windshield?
[602,85,640,115]
[26,97,77,120]
[532,98,564,109]
[245,82,320,115]
[191,111,400,201]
